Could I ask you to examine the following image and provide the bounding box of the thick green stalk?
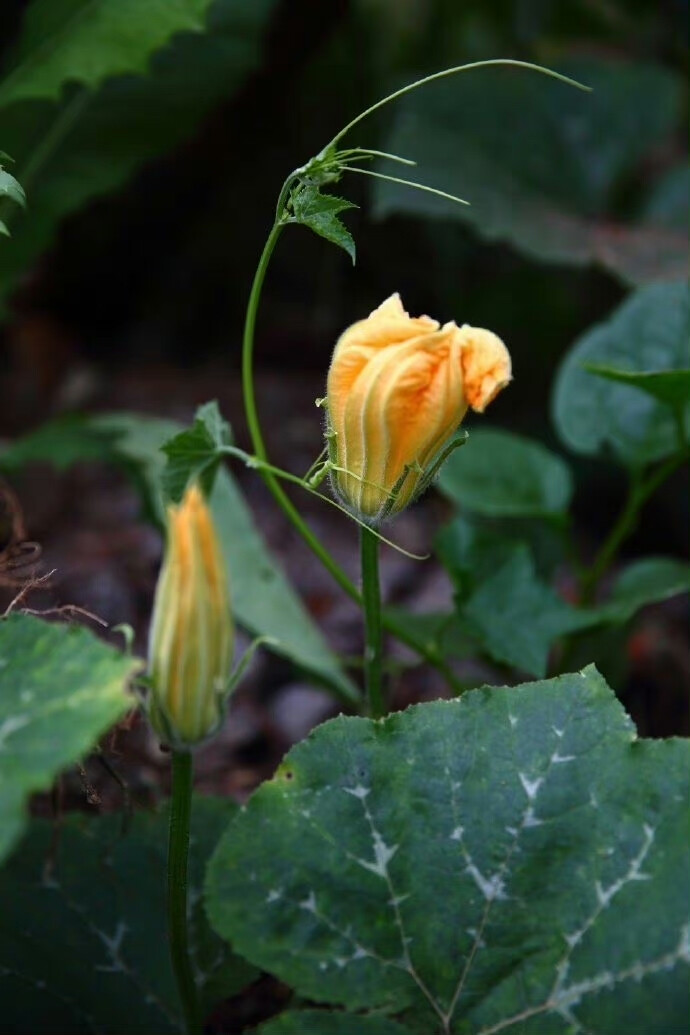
[360,526,385,718]
[167,750,200,1035]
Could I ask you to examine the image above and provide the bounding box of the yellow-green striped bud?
[325,293,512,523]
[148,483,233,747]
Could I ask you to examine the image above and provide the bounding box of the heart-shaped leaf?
[206,667,689,1034]
[552,280,690,465]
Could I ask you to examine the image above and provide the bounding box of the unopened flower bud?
[148,484,233,747]
[325,293,512,522]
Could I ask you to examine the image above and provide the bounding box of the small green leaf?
[291,187,356,262]
[437,428,573,517]
[206,668,690,1034]
[0,220,10,236]
[258,1012,410,1035]
[0,167,26,208]
[553,280,690,465]
[583,364,690,412]
[161,400,232,501]
[0,0,215,107]
[596,557,690,625]
[292,188,357,220]
[463,544,594,676]
[0,799,256,1032]
[0,614,136,864]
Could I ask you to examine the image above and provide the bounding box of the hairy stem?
[167,750,200,1035]
[360,526,385,717]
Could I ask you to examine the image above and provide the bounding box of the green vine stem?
[167,750,201,1035]
[360,525,385,718]
[241,218,360,603]
[580,451,688,604]
[237,61,591,700]
[240,216,464,697]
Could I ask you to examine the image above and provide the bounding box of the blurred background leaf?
[437,427,574,518]
[594,557,690,625]
[552,280,690,465]
[370,57,688,284]
[0,412,360,705]
[0,613,136,865]
[0,0,278,310]
[0,798,256,1032]
[583,364,690,411]
[0,0,213,106]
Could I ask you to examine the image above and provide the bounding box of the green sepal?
[145,635,274,752]
[413,429,469,500]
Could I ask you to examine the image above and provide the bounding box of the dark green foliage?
[553,281,690,465]
[583,365,690,412]
[1,412,358,703]
[438,428,573,518]
[0,0,278,305]
[372,58,688,284]
[0,799,255,1033]
[206,668,690,1034]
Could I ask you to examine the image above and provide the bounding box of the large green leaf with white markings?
[0,614,136,865]
[0,798,254,1033]
[206,668,690,1034]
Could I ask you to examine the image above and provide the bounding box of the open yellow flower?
[325,293,512,522]
[148,483,233,747]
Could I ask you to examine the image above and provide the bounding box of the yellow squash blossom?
[325,293,512,522]
[148,483,233,747]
